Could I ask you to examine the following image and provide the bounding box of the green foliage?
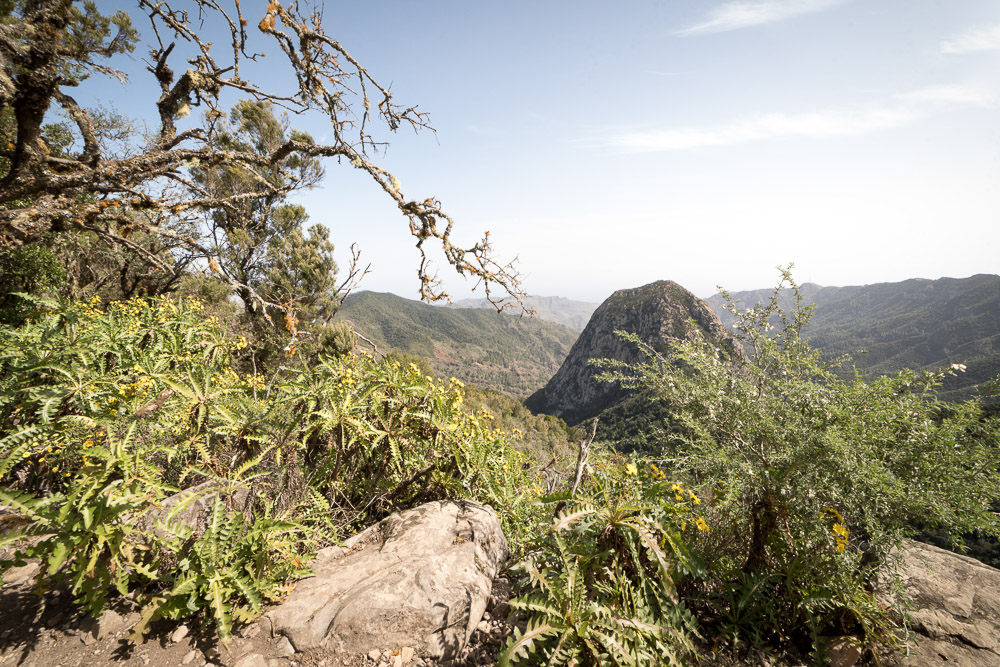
[284,354,541,548]
[0,295,539,640]
[310,321,358,359]
[193,100,334,324]
[462,383,580,467]
[589,268,1000,658]
[502,454,702,665]
[0,243,66,325]
[0,1,137,82]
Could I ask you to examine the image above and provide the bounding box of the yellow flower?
[821,507,843,523]
[688,490,701,505]
[833,523,849,538]
[625,463,638,476]
[695,517,709,532]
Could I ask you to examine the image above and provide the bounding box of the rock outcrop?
[886,540,1000,666]
[525,280,741,425]
[264,500,509,661]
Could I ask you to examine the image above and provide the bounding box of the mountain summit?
[525,280,740,425]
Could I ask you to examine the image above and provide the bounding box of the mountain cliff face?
[525,280,740,425]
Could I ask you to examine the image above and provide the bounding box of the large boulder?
[264,500,509,660]
[886,541,1000,666]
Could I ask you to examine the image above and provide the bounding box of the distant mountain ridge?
[337,291,579,397]
[525,280,742,425]
[447,295,599,331]
[705,274,1000,401]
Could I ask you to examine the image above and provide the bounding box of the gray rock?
[170,624,190,643]
[525,280,744,425]
[139,480,249,539]
[234,654,269,667]
[828,637,861,667]
[1,561,40,586]
[266,500,509,660]
[885,541,1000,666]
[275,636,296,656]
[238,622,261,639]
[79,608,138,644]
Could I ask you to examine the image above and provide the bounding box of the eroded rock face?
[525,280,742,425]
[886,541,1000,666]
[264,500,509,660]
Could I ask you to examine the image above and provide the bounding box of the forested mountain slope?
[448,295,599,331]
[337,291,579,397]
[705,274,1000,401]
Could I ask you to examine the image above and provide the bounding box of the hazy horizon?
[87,1,1000,303]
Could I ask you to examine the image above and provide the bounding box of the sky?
[87,0,1000,303]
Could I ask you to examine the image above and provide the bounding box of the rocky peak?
[525,280,740,425]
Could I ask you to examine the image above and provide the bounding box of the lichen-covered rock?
[264,500,509,660]
[886,541,1000,666]
[525,280,742,425]
[137,480,249,539]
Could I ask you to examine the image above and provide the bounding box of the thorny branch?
[0,0,526,320]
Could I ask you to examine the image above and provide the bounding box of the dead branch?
[1,0,526,316]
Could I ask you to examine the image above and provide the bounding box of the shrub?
[592,269,1000,658]
[501,452,703,665]
[0,295,539,640]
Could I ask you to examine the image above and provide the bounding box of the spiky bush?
[0,295,538,640]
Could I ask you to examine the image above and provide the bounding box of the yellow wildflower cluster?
[667,480,708,532]
[821,507,850,553]
[337,367,360,389]
[77,295,104,318]
[242,373,268,391]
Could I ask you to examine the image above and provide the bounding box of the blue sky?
[89,1,1000,302]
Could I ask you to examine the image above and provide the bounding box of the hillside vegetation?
[0,295,544,640]
[338,291,579,398]
[448,295,599,331]
[705,274,1000,401]
[2,274,1000,665]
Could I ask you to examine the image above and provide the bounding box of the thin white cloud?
[941,23,1000,54]
[678,0,849,36]
[895,85,995,106]
[604,85,995,152]
[608,108,919,152]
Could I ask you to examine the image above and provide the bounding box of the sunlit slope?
[337,291,579,398]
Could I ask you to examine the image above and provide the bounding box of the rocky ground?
[0,562,514,667]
